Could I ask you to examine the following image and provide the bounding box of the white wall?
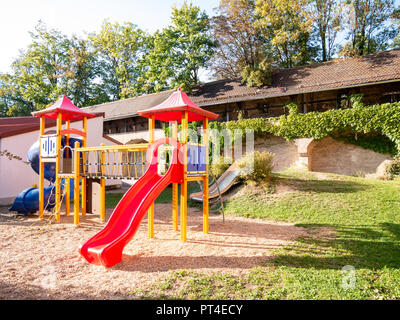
[108,129,165,144]
[0,116,104,205]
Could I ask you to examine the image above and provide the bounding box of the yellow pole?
[180,111,188,242]
[203,118,209,234]
[172,121,178,231]
[66,120,70,158]
[74,141,80,225]
[148,115,155,238]
[55,112,62,222]
[65,120,70,215]
[38,116,45,219]
[100,143,106,221]
[65,178,70,216]
[81,117,87,216]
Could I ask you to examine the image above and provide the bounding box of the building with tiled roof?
[83,49,400,143]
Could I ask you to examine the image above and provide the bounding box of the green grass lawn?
[125,170,400,300]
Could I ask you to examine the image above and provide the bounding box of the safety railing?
[75,144,149,180]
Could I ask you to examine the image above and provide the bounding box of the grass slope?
[127,170,400,299]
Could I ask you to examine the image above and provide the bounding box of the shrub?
[210,155,233,179]
[385,156,400,179]
[236,151,274,183]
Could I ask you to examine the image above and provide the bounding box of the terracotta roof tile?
[83,49,400,120]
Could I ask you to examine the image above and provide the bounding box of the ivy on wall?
[221,102,400,156]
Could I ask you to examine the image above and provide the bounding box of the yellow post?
[66,120,70,158]
[100,143,106,222]
[148,115,155,238]
[203,118,209,233]
[55,112,62,222]
[74,141,80,225]
[65,178,70,216]
[172,121,179,231]
[81,117,87,216]
[38,116,45,219]
[180,111,188,242]
[65,120,71,216]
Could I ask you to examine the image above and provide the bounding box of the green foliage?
[143,1,215,92]
[236,151,274,183]
[241,58,273,87]
[0,22,110,116]
[210,0,268,79]
[339,0,397,57]
[385,155,400,178]
[222,102,400,155]
[210,155,232,179]
[90,20,148,99]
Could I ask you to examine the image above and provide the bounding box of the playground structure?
[28,96,95,221]
[25,89,218,267]
[79,88,218,266]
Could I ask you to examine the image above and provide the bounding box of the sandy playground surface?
[0,202,307,300]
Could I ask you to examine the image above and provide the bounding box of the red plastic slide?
[79,138,183,267]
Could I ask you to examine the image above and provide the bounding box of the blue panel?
[187,144,199,172]
[198,146,207,172]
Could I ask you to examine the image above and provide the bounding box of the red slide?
[79,138,183,267]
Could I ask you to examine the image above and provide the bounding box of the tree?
[312,0,343,61]
[0,22,72,115]
[144,2,216,92]
[255,0,318,68]
[90,21,148,99]
[339,0,397,57]
[64,36,110,107]
[390,7,400,48]
[210,0,268,79]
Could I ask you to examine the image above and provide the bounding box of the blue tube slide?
[9,137,81,215]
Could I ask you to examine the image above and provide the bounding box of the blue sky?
[0,0,220,73]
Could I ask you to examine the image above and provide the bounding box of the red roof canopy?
[137,88,218,123]
[31,95,96,121]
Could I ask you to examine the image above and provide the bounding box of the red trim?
[60,128,87,137]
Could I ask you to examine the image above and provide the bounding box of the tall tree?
[392,7,400,48]
[90,21,148,100]
[65,36,110,107]
[255,0,317,68]
[210,0,268,79]
[339,0,397,57]
[0,22,71,115]
[312,0,343,61]
[144,2,216,92]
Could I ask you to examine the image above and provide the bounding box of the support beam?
[148,115,155,238]
[172,121,178,231]
[55,112,62,222]
[180,111,188,242]
[100,143,106,222]
[38,116,45,219]
[203,118,209,234]
[65,120,71,216]
[74,141,80,225]
[81,117,87,217]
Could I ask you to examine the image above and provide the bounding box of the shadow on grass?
[272,223,400,270]
[274,175,370,194]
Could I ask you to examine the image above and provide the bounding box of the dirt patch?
[0,204,307,300]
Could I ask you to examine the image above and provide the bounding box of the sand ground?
[0,203,306,300]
